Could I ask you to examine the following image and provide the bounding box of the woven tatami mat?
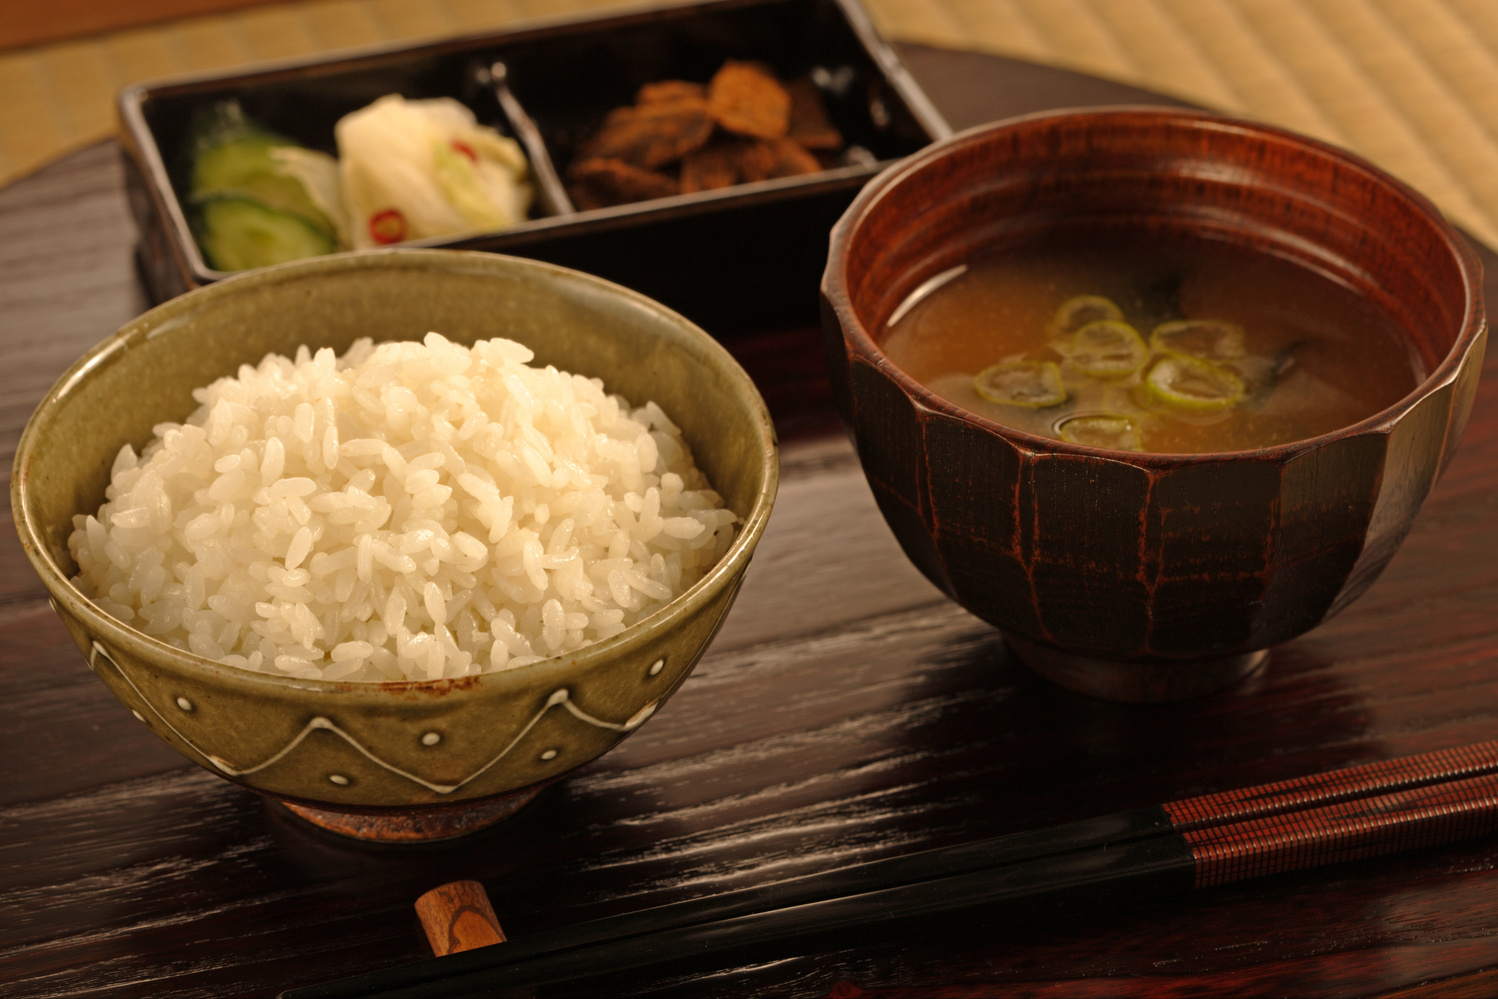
[4,0,1498,247]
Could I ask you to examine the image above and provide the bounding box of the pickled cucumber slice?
[198,196,336,272]
[974,361,1067,407]
[1047,294,1124,337]
[1145,355,1246,412]
[1071,320,1149,377]
[1151,319,1245,362]
[189,101,335,236]
[193,136,335,234]
[1058,413,1141,450]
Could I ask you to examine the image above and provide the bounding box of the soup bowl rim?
[822,105,1486,464]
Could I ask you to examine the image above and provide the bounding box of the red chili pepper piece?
[369,208,407,245]
[450,139,478,163]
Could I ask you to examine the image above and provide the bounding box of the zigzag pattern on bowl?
[91,641,657,795]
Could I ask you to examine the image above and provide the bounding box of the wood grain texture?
[2,46,1498,998]
[414,880,506,956]
[0,142,148,502]
[0,0,289,52]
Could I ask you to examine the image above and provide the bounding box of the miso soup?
[880,228,1424,453]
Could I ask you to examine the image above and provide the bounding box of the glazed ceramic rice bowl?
[12,249,778,839]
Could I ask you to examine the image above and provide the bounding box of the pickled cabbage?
[336,95,533,249]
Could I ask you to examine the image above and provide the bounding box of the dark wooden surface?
[3,45,1498,998]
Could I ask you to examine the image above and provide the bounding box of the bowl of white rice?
[12,249,777,840]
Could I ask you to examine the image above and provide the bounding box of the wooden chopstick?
[1162,739,1498,831]
[1182,770,1498,887]
[283,740,1498,998]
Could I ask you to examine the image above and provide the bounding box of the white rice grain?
[68,332,735,682]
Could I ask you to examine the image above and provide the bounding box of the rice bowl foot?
[277,785,546,842]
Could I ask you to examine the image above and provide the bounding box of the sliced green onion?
[1047,294,1124,338]
[1071,320,1149,377]
[974,360,1067,408]
[1145,355,1246,412]
[1058,413,1142,451]
[1151,319,1246,362]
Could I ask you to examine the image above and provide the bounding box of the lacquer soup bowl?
[821,108,1485,702]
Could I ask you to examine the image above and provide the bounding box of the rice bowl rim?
[12,248,779,702]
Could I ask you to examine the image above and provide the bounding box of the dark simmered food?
[568,60,847,209]
[637,80,707,105]
[680,135,821,193]
[569,157,680,210]
[679,141,741,193]
[577,100,715,169]
[785,78,843,150]
[735,136,822,181]
[707,60,791,139]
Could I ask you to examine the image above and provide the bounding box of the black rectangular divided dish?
[118,0,950,335]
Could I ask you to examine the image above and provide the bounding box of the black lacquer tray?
[118,0,949,335]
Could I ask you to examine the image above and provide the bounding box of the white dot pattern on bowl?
[132,710,146,722]
[101,685,657,796]
[421,732,441,746]
[649,658,664,677]
[175,696,194,712]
